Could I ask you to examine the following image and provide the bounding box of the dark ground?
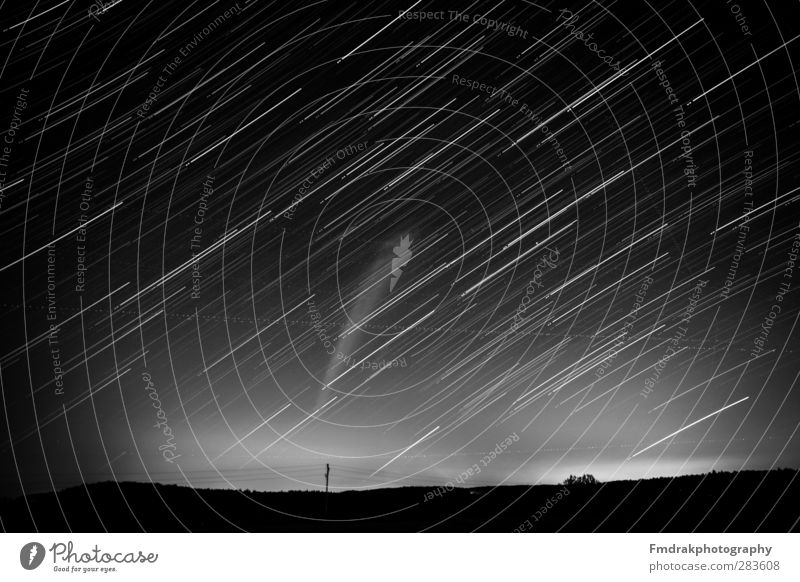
[1,469,798,532]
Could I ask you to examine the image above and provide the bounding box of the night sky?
[0,0,798,500]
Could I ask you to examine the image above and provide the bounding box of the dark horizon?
[4,460,800,500]
[5,466,799,498]
[3,469,798,532]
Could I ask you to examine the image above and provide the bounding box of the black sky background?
[0,0,798,499]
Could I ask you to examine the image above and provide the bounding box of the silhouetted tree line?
[562,474,599,486]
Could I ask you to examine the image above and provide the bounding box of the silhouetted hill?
[2,469,798,532]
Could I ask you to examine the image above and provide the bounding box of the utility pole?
[324,463,330,515]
